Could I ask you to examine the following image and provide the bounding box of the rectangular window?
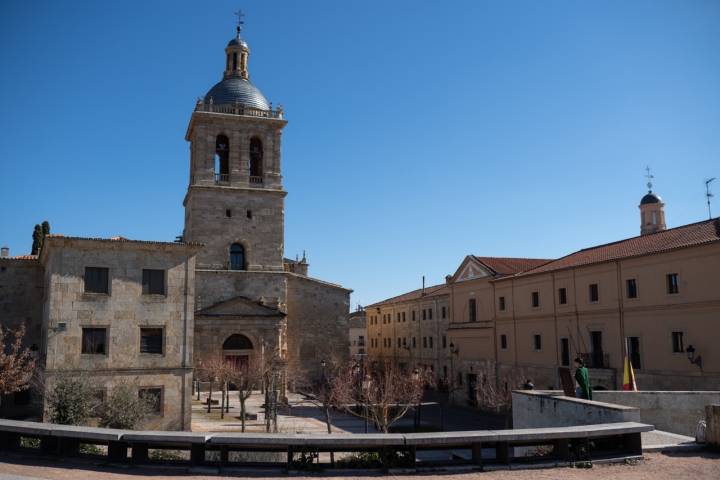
[672,331,684,353]
[561,338,570,366]
[140,328,163,354]
[422,310,427,320]
[468,298,477,322]
[138,387,162,415]
[82,328,107,354]
[402,337,407,347]
[667,273,679,294]
[142,269,165,295]
[428,309,433,320]
[84,267,109,294]
[397,337,401,348]
[429,337,433,348]
[531,291,540,308]
[402,312,406,322]
[628,336,642,369]
[591,331,604,367]
[397,312,401,322]
[589,283,599,303]
[626,278,637,299]
[441,306,446,318]
[423,337,427,348]
[498,296,506,311]
[500,334,508,350]
[442,335,447,348]
[412,337,416,348]
[533,334,542,351]
[558,287,567,305]
[412,310,416,321]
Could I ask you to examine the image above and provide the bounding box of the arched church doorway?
[222,334,253,370]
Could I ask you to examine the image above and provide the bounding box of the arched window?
[229,243,245,270]
[214,135,229,183]
[249,137,263,179]
[232,52,238,71]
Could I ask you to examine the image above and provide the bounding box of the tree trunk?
[207,381,213,413]
[324,405,334,463]
[220,386,225,419]
[240,395,246,432]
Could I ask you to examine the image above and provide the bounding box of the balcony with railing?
[582,352,611,369]
[249,175,263,185]
[195,100,284,120]
[214,173,230,184]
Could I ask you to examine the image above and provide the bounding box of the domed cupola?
[639,167,667,235]
[203,14,271,111]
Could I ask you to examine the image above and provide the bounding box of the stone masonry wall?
[41,238,198,430]
[285,274,350,383]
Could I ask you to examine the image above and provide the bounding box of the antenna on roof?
[706,177,716,219]
[644,166,654,192]
[422,275,426,296]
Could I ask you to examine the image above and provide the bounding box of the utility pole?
[706,178,716,219]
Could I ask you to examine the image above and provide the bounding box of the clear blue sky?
[1,1,718,308]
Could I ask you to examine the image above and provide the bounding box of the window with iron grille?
[589,283,599,302]
[82,328,107,354]
[626,278,638,299]
[142,269,165,295]
[84,267,109,294]
[672,331,684,353]
[531,291,540,308]
[140,328,163,354]
[667,273,679,294]
[533,334,542,351]
[498,296,506,311]
[139,387,163,414]
[558,287,567,305]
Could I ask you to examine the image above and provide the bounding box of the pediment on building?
[196,295,285,317]
[450,256,492,283]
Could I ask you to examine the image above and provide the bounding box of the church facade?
[0,25,351,430]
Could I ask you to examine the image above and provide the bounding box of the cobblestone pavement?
[1,452,719,479]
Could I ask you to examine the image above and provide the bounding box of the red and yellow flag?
[623,356,637,391]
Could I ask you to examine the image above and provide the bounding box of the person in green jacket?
[574,357,592,400]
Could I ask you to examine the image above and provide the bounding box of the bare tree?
[473,361,526,427]
[200,356,233,418]
[0,324,36,407]
[227,357,262,432]
[333,360,432,433]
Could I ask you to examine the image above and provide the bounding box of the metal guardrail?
[195,102,284,120]
[0,419,652,471]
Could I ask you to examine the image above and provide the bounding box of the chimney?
[0,246,8,258]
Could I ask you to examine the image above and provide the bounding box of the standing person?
[574,357,592,400]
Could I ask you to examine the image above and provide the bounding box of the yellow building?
[448,190,720,400]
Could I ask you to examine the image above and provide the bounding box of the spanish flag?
[623,356,637,391]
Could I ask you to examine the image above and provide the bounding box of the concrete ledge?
[405,431,499,446]
[122,431,211,445]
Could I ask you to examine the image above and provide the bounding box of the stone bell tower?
[183,20,287,273]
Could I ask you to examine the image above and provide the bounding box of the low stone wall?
[512,391,640,429]
[593,391,720,437]
[706,404,720,446]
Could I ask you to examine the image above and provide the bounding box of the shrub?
[46,375,97,425]
[98,382,154,430]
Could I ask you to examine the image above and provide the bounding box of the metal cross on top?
[645,166,654,191]
[234,9,245,34]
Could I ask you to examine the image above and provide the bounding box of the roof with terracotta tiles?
[0,254,38,261]
[366,283,449,308]
[472,256,552,276]
[44,234,203,248]
[514,218,720,277]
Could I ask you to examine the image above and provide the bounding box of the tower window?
[229,243,245,271]
[246,210,252,219]
[215,135,230,183]
[232,52,238,71]
[226,209,232,218]
[249,137,263,178]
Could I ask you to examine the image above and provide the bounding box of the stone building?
[447,188,720,402]
[366,283,451,383]
[0,22,351,429]
[348,308,367,358]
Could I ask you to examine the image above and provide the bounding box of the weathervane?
[645,166,654,192]
[234,9,245,36]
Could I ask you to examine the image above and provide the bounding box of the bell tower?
[183,17,287,272]
[639,167,667,236]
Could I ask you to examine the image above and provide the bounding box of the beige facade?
[348,309,367,358]
[448,219,720,399]
[366,285,451,383]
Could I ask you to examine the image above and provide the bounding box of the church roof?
[204,77,270,110]
[640,191,662,205]
[512,218,720,278]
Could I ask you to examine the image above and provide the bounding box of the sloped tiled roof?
[515,218,720,277]
[44,234,202,247]
[366,283,449,308]
[472,256,552,277]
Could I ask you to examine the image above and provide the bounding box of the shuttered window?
[142,269,165,295]
[140,328,163,354]
[82,328,107,354]
[84,267,109,294]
